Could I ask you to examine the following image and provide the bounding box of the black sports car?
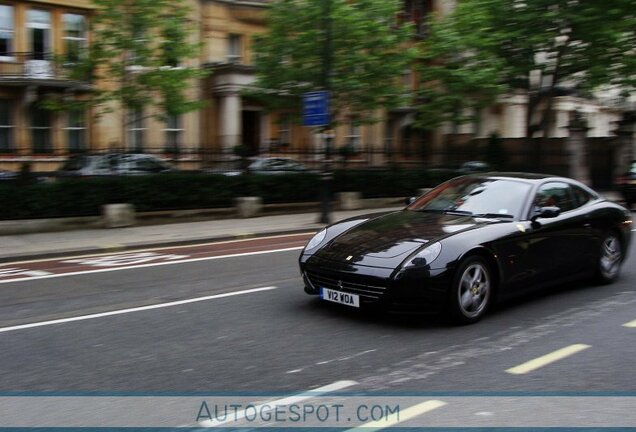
[300,173,632,324]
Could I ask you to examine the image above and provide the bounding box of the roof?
[481,172,558,181]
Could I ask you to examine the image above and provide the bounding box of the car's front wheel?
[449,256,493,324]
[597,232,623,284]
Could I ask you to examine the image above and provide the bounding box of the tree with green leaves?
[251,0,416,127]
[415,0,636,137]
[43,0,207,149]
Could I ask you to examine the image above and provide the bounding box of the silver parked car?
[57,154,175,177]
[247,157,308,174]
[210,157,309,176]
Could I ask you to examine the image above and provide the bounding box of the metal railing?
[0,52,87,82]
[0,137,619,188]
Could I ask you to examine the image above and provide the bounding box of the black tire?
[596,232,623,284]
[448,255,493,324]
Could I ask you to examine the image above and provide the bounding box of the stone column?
[218,90,242,152]
[567,111,591,185]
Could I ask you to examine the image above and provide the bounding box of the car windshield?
[60,156,88,171]
[407,177,532,219]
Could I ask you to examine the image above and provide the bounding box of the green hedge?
[0,169,458,220]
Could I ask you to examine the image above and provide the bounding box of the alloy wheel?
[600,235,621,281]
[457,262,491,319]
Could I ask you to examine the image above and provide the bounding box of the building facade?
[0,0,628,172]
[0,0,93,171]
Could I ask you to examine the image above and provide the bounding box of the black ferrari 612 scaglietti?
[300,173,632,324]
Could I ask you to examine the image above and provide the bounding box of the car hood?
[314,210,485,266]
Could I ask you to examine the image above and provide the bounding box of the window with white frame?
[27,10,51,61]
[164,114,182,151]
[66,109,86,152]
[403,68,414,90]
[63,14,86,63]
[227,34,242,63]
[162,19,181,67]
[346,118,361,151]
[128,108,145,152]
[279,114,292,146]
[0,5,14,59]
[0,100,14,152]
[30,105,52,153]
[127,21,147,66]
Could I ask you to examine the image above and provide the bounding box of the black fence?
[1,135,620,189]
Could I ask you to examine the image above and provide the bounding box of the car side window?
[534,182,577,213]
[271,159,287,169]
[136,158,162,172]
[262,159,277,170]
[94,158,112,170]
[571,185,593,208]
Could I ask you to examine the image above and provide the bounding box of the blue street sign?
[303,91,330,126]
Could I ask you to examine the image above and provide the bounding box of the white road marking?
[0,286,277,334]
[347,400,447,431]
[62,252,188,267]
[5,232,316,266]
[505,344,591,375]
[315,349,377,366]
[0,246,303,284]
[198,380,358,427]
[0,268,52,278]
[623,319,636,328]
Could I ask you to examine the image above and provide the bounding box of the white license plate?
[320,287,360,308]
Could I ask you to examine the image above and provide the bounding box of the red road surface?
[0,233,314,283]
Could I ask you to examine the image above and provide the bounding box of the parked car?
[0,170,16,181]
[300,173,631,324]
[57,154,175,177]
[247,157,308,174]
[459,160,490,173]
[615,160,636,207]
[209,157,309,176]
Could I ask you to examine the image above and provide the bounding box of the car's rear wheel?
[597,232,622,284]
[449,256,492,324]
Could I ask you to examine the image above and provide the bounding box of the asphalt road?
[1,231,636,426]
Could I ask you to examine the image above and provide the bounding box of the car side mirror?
[405,197,416,206]
[531,206,561,222]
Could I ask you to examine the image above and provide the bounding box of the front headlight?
[305,228,327,251]
[402,242,442,269]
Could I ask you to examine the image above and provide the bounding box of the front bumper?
[300,259,452,314]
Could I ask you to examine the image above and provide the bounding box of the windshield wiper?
[413,209,513,219]
[411,208,443,213]
[442,209,473,216]
[472,213,514,219]
[442,209,514,219]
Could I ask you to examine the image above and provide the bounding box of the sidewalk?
[0,206,402,262]
[0,190,625,263]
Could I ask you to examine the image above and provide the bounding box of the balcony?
[0,52,91,90]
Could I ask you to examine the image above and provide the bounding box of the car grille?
[304,269,388,300]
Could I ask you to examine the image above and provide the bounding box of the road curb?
[0,228,319,264]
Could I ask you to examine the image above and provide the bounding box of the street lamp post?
[318,0,333,225]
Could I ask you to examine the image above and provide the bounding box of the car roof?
[463,172,601,194]
[468,172,569,183]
